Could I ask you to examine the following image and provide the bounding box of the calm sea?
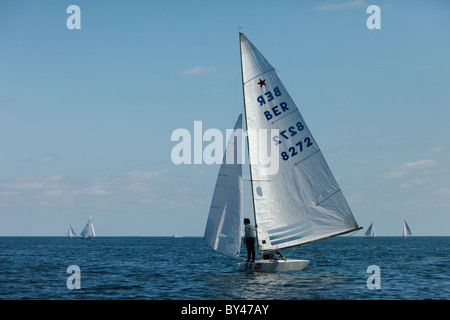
[0,236,449,301]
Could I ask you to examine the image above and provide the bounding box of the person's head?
[244,218,250,225]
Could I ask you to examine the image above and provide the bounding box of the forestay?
[204,114,244,258]
[240,33,360,252]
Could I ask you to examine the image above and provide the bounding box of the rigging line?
[233,28,244,123]
[283,246,300,258]
[239,32,259,257]
[243,68,275,85]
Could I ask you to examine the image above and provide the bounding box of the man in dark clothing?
[243,218,256,262]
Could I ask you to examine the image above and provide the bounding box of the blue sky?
[1,0,449,236]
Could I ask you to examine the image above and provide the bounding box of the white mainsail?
[204,114,244,258]
[68,225,77,238]
[402,220,412,238]
[240,33,361,253]
[364,223,375,238]
[80,216,96,239]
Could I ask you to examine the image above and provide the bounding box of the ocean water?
[0,236,449,300]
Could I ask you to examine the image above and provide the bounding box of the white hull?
[237,259,309,272]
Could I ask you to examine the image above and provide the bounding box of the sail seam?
[243,68,275,85]
[271,229,312,245]
[270,226,312,242]
[214,185,241,192]
[270,109,298,125]
[267,220,310,236]
[293,149,321,166]
[314,188,341,206]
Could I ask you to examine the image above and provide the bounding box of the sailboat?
[204,33,361,272]
[80,216,96,239]
[402,220,412,238]
[364,222,376,238]
[68,225,77,238]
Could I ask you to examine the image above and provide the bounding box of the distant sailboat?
[68,225,77,238]
[364,223,376,238]
[402,220,412,238]
[80,216,96,239]
[204,33,362,272]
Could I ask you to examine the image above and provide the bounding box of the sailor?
[243,218,256,262]
[262,250,284,261]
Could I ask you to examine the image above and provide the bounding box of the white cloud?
[399,160,436,170]
[314,0,366,11]
[73,185,110,196]
[0,169,200,209]
[388,160,436,179]
[181,66,216,76]
[436,188,450,196]
[400,179,423,189]
[38,154,57,162]
[20,153,58,164]
[3,176,64,190]
[430,147,447,153]
[402,199,422,207]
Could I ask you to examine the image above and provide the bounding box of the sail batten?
[244,69,276,85]
[270,109,299,125]
[240,33,360,252]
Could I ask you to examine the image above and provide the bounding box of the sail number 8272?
[281,137,313,161]
[273,122,304,145]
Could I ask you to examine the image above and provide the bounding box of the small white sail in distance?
[364,223,375,238]
[402,220,412,238]
[80,216,96,239]
[240,33,361,253]
[204,114,244,258]
[68,225,77,238]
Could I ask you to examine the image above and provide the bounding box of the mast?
[239,32,259,254]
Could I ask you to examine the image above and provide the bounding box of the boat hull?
[237,259,309,272]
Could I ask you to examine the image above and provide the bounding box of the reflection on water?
[207,268,361,300]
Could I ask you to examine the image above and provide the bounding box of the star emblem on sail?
[257,79,266,87]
